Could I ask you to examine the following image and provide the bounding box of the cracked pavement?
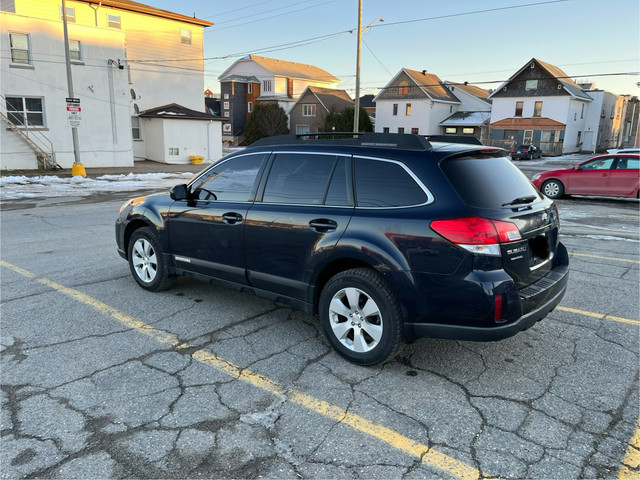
[1,196,638,479]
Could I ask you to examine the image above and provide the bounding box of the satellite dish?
[130,88,136,100]
[134,104,139,115]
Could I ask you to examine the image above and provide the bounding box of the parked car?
[116,133,569,366]
[607,147,640,154]
[532,154,640,199]
[510,144,542,160]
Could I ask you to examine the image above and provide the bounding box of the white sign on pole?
[66,97,81,128]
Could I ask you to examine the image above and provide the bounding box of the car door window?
[615,157,639,170]
[262,153,348,205]
[191,154,265,202]
[355,157,427,207]
[580,157,615,171]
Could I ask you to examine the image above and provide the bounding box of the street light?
[353,0,384,133]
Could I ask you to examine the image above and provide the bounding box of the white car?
[607,147,640,154]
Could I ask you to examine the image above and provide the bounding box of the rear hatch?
[440,152,560,288]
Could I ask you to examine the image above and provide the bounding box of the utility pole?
[353,2,383,134]
[62,0,85,176]
[353,0,362,134]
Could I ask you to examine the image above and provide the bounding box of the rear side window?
[355,157,428,207]
[441,155,541,209]
[263,153,348,205]
[617,157,639,170]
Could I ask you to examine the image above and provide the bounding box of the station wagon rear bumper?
[404,258,569,343]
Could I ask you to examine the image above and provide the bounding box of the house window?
[534,101,543,117]
[224,111,230,117]
[525,79,538,91]
[398,127,405,134]
[302,104,316,117]
[445,127,457,134]
[5,96,45,127]
[107,14,121,29]
[247,102,253,113]
[223,123,232,133]
[581,103,585,119]
[574,113,577,121]
[411,128,419,134]
[69,40,82,62]
[169,147,179,156]
[392,103,398,116]
[296,125,310,135]
[405,103,411,116]
[60,5,75,22]
[515,101,523,117]
[383,127,390,133]
[180,28,191,45]
[9,33,30,64]
[263,80,272,92]
[576,131,581,147]
[224,93,229,100]
[247,83,252,94]
[462,128,474,135]
[223,101,229,110]
[398,82,409,95]
[131,116,140,139]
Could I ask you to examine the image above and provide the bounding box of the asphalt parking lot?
[1,167,638,479]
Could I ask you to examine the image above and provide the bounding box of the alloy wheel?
[132,238,158,283]
[328,287,383,353]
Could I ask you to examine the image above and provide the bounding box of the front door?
[167,153,267,284]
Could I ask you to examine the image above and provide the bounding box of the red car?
[531,154,640,199]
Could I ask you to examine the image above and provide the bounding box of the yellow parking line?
[570,253,640,264]
[557,306,640,326]
[0,260,482,480]
[619,422,640,479]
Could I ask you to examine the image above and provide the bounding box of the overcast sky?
[146,0,640,98]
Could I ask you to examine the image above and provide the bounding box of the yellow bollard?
[71,163,86,177]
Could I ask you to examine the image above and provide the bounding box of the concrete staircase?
[0,111,61,170]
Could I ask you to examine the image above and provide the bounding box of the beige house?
[1,0,212,169]
[289,86,353,135]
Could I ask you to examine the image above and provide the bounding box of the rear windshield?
[441,155,541,209]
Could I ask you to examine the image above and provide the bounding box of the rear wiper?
[502,195,537,207]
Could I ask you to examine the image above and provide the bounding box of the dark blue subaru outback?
[116,133,569,365]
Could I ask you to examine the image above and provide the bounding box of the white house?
[217,55,340,144]
[374,69,491,140]
[582,88,627,153]
[488,58,598,154]
[1,0,213,170]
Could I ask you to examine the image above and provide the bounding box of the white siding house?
[1,0,212,170]
[374,70,491,141]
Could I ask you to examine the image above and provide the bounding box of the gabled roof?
[76,0,213,26]
[140,103,224,120]
[403,69,460,103]
[439,111,491,127]
[488,58,592,101]
[292,86,353,113]
[373,69,460,103]
[443,82,492,103]
[220,55,339,83]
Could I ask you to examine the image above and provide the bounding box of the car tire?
[541,179,564,199]
[528,153,533,160]
[128,227,174,291]
[319,268,403,366]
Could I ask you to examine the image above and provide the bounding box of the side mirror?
[170,184,189,200]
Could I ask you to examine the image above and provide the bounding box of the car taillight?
[494,294,503,322]
[430,217,522,256]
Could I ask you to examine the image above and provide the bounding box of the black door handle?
[309,219,338,232]
[222,212,243,224]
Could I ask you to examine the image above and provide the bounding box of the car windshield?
[441,155,542,209]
